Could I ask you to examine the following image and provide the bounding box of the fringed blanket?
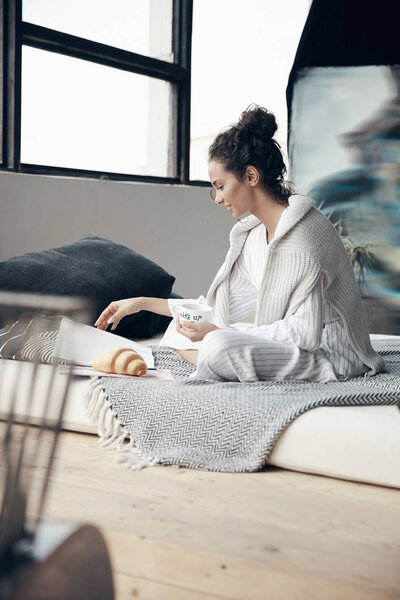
[86,340,400,472]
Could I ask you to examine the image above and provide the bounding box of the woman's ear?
[246,166,260,187]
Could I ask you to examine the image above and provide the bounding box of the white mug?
[178,302,214,324]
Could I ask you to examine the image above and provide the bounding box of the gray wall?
[0,171,233,297]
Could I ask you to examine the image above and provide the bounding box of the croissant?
[92,347,147,376]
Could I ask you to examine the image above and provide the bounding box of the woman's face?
[208,160,252,219]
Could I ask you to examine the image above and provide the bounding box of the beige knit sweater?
[206,194,385,377]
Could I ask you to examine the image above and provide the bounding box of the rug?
[86,340,400,472]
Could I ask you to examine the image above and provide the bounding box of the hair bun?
[238,104,277,140]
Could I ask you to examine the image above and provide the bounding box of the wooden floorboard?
[7,427,400,599]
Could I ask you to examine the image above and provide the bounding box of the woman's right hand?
[94,297,145,331]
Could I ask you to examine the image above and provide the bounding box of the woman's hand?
[95,297,145,331]
[176,316,219,342]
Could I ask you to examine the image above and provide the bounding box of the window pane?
[21,46,176,177]
[22,0,174,62]
[190,0,311,181]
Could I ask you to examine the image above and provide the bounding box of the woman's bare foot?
[175,349,198,366]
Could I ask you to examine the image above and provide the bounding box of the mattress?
[0,359,96,434]
[1,334,399,488]
[268,404,400,488]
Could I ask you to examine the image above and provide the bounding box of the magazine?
[53,317,155,369]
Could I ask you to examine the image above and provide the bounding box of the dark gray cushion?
[0,235,177,338]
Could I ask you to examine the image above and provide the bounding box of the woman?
[95,105,385,382]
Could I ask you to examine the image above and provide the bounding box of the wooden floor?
[23,429,398,600]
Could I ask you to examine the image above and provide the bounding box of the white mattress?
[0,359,96,434]
[268,404,400,488]
[1,334,399,488]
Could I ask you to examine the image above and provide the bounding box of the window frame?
[1,0,209,186]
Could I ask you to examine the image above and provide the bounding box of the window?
[2,0,191,183]
[22,0,174,61]
[19,0,177,178]
[1,0,311,185]
[21,47,175,177]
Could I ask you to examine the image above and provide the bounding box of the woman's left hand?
[176,317,219,342]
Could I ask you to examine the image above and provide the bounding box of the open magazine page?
[54,317,155,368]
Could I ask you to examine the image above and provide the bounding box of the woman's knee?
[201,329,235,357]
[197,329,237,374]
[195,330,232,380]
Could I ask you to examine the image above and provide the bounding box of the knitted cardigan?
[206,194,385,377]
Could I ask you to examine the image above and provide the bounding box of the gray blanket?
[88,340,400,472]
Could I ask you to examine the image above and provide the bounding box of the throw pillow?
[0,235,176,338]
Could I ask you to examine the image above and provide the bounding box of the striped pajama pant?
[193,329,339,383]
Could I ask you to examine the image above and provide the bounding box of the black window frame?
[1,0,208,187]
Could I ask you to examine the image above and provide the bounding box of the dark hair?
[208,104,293,205]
